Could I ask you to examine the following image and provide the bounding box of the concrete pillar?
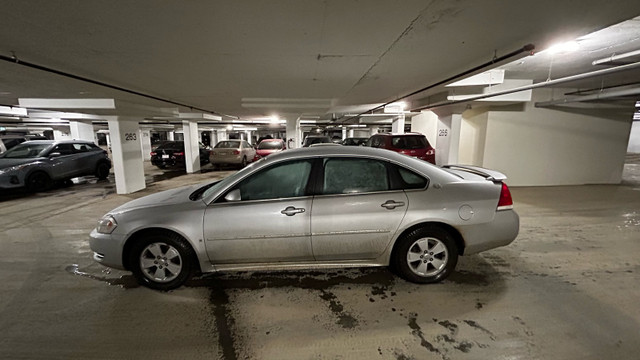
[210,130,218,147]
[411,111,439,147]
[286,118,301,149]
[218,130,227,142]
[370,126,379,136]
[392,113,405,134]
[245,130,253,144]
[69,120,94,142]
[106,117,145,194]
[53,129,72,140]
[436,114,462,166]
[167,131,175,141]
[182,120,200,173]
[139,129,152,161]
[341,127,347,140]
[348,129,355,138]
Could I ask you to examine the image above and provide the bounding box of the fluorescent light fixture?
[384,102,406,113]
[0,106,28,117]
[19,98,116,109]
[546,41,580,55]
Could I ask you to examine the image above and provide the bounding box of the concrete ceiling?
[1,0,640,126]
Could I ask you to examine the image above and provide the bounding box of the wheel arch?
[122,227,202,273]
[390,222,465,262]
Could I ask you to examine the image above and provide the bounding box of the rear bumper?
[458,209,520,255]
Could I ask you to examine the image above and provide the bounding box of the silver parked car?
[90,146,519,290]
[210,139,256,168]
[0,140,111,192]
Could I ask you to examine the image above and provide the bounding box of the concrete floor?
[0,159,639,360]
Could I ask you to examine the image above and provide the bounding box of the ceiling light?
[546,41,580,55]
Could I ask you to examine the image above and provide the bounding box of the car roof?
[21,139,94,145]
[373,132,425,137]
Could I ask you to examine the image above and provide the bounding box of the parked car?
[366,132,435,164]
[89,146,519,290]
[150,141,210,170]
[0,135,27,154]
[341,137,368,146]
[210,140,256,168]
[255,138,286,158]
[301,135,332,147]
[0,140,111,192]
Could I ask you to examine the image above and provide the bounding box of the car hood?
[110,184,201,214]
[0,158,39,169]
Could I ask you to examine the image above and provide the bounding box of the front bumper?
[0,172,24,189]
[89,228,127,270]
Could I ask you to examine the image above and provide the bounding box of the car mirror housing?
[48,152,62,158]
[224,189,241,202]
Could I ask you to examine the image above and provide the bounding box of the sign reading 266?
[124,133,137,141]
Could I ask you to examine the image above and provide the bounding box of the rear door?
[310,157,408,261]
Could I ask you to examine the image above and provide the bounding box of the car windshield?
[392,136,428,149]
[257,141,283,150]
[215,141,240,149]
[1,143,51,159]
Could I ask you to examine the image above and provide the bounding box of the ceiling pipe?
[535,87,640,107]
[339,43,535,123]
[0,52,236,119]
[414,60,640,111]
[592,49,640,66]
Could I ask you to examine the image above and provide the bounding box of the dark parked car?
[366,132,435,164]
[150,141,211,169]
[341,137,368,146]
[0,135,27,154]
[302,135,332,147]
[0,140,111,192]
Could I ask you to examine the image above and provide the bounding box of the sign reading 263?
[124,133,137,141]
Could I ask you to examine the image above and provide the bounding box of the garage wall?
[472,88,632,186]
[459,108,488,165]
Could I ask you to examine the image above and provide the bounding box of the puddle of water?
[65,264,138,289]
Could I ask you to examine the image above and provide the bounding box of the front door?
[203,159,315,264]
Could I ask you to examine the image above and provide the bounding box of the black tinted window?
[391,136,427,149]
[393,166,428,190]
[323,158,388,194]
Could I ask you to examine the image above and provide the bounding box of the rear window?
[157,142,184,150]
[215,141,240,149]
[258,140,283,150]
[391,136,428,149]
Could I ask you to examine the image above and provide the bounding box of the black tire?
[129,232,196,291]
[95,162,110,180]
[240,156,247,168]
[391,226,458,284]
[26,171,51,192]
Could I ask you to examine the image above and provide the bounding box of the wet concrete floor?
[0,160,639,359]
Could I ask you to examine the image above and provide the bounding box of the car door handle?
[281,206,306,216]
[381,200,405,210]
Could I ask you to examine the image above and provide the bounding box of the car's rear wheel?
[95,162,110,180]
[392,226,458,283]
[130,232,196,291]
[26,171,51,192]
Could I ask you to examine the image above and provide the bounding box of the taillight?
[426,148,435,155]
[497,182,513,210]
[150,151,156,156]
[232,150,240,155]
[174,152,184,156]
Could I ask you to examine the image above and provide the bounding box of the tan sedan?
[210,140,256,168]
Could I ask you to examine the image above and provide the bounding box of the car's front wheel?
[129,232,196,291]
[392,226,458,284]
[26,171,51,192]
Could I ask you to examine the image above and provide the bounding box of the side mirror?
[224,189,241,202]
[48,152,62,158]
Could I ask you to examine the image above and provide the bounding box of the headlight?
[0,164,29,175]
[97,215,118,234]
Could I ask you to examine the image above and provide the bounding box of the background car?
[89,146,518,290]
[255,138,286,159]
[341,137,369,146]
[150,141,211,170]
[301,135,332,147]
[366,132,435,164]
[0,140,111,192]
[0,135,27,154]
[210,139,256,168]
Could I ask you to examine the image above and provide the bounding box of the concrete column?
[286,118,301,149]
[370,126,379,136]
[411,110,439,147]
[218,130,227,141]
[69,120,94,142]
[210,130,217,147]
[348,129,355,138]
[139,129,152,161]
[167,131,175,141]
[182,120,201,173]
[391,113,405,134]
[53,129,72,140]
[106,117,145,194]
[436,114,462,166]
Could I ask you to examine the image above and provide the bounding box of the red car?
[366,132,435,164]
[255,139,286,159]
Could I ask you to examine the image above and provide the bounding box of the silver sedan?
[90,146,519,290]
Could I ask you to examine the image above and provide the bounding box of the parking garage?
[2,2,640,359]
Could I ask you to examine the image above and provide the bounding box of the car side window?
[322,158,389,195]
[392,165,429,190]
[52,144,74,155]
[234,160,313,201]
[72,143,90,152]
